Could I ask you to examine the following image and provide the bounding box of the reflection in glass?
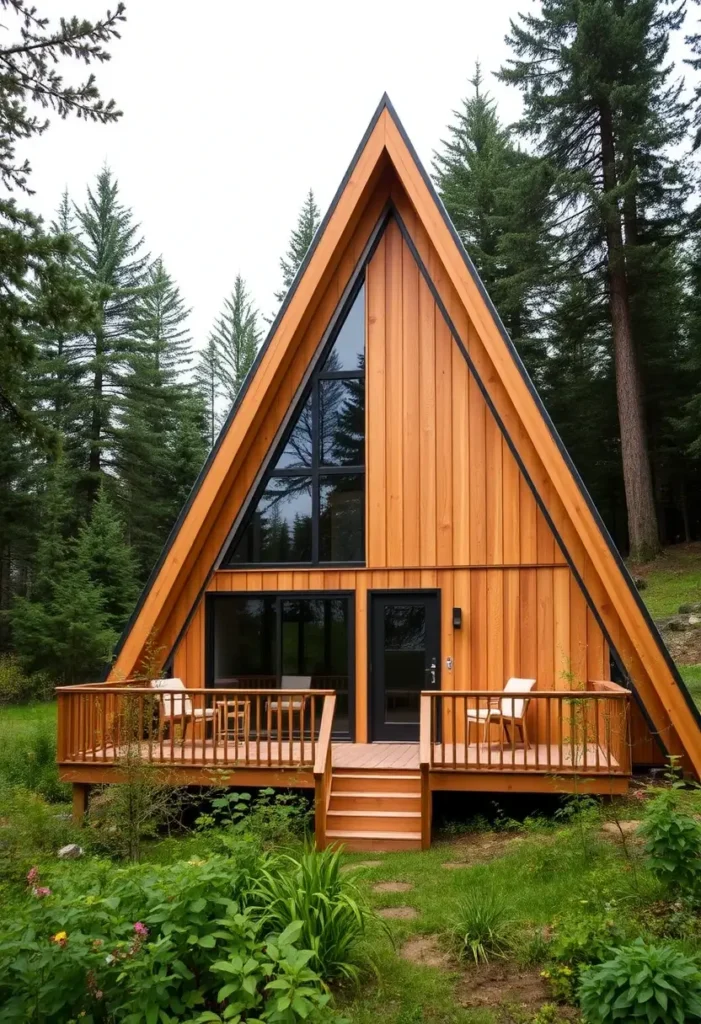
[280,597,350,733]
[230,477,312,563]
[322,284,365,373]
[213,597,276,684]
[319,475,363,562]
[383,604,426,724]
[275,394,313,468]
[320,379,364,466]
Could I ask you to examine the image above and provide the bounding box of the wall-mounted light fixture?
[453,607,462,629]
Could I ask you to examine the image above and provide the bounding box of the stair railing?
[313,693,337,850]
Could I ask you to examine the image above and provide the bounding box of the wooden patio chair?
[466,677,536,750]
[267,676,312,733]
[150,678,215,741]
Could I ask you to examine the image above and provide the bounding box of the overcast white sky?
[23,0,693,347]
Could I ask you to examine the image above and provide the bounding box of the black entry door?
[370,591,440,741]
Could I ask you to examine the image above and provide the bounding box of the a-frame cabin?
[57,97,701,851]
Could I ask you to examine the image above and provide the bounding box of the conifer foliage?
[275,189,321,303]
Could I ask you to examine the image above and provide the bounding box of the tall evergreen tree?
[0,3,124,428]
[75,484,139,633]
[433,67,554,373]
[72,168,149,502]
[210,274,261,405]
[117,261,207,575]
[9,457,116,683]
[194,337,223,448]
[499,0,688,560]
[275,189,321,304]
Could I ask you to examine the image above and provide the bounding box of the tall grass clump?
[0,707,65,802]
[251,845,376,983]
[451,885,511,964]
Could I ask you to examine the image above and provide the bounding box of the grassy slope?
[630,542,701,618]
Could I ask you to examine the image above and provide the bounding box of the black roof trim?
[110,94,394,669]
[380,95,701,733]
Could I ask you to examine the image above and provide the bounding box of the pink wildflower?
[633,791,645,801]
[133,922,149,939]
[26,867,39,886]
[32,886,52,899]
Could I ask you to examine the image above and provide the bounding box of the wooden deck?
[58,683,632,849]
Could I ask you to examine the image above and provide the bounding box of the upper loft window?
[224,283,365,566]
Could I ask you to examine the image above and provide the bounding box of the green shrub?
[578,938,701,1023]
[0,655,52,705]
[451,885,511,964]
[251,845,375,983]
[542,910,629,1002]
[0,854,349,1022]
[0,788,78,884]
[638,781,701,895]
[196,787,312,848]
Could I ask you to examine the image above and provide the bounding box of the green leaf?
[198,933,216,949]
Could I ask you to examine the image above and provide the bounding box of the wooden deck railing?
[420,684,631,776]
[313,694,337,849]
[57,686,335,769]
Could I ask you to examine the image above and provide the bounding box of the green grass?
[0,700,56,736]
[680,665,701,711]
[632,543,701,618]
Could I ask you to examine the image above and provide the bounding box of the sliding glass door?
[207,592,354,738]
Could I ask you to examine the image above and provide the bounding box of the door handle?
[426,657,437,687]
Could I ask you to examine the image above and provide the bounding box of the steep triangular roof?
[112,95,701,776]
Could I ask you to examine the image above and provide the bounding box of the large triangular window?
[224,283,365,566]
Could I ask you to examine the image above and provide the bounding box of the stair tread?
[326,829,422,840]
[333,772,420,779]
[330,790,420,799]
[328,809,421,819]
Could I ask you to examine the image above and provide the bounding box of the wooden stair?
[324,769,423,851]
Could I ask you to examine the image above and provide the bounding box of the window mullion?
[312,381,320,563]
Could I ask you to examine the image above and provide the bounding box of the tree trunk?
[599,102,660,561]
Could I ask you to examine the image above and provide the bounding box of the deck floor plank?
[72,740,619,773]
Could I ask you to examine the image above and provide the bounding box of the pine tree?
[210,274,261,405]
[433,67,553,372]
[499,0,688,560]
[194,337,223,448]
[9,456,115,683]
[275,189,321,304]
[0,3,124,428]
[72,168,149,502]
[74,484,139,633]
[130,257,193,381]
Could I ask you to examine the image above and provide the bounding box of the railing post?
[313,694,336,850]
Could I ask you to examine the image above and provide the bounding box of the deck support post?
[420,765,432,850]
[72,783,90,824]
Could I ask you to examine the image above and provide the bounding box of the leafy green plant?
[0,656,52,705]
[196,787,312,847]
[542,909,629,1002]
[451,886,511,964]
[638,773,701,895]
[0,788,78,885]
[251,845,375,983]
[0,854,349,1022]
[578,939,701,1023]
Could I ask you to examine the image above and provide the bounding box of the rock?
[57,843,84,859]
[667,617,695,632]
[54,813,72,822]
[679,602,701,614]
[372,881,413,893]
[601,820,640,838]
[632,576,648,591]
[689,615,701,626]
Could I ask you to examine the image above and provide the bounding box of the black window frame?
[223,279,366,568]
[205,590,356,740]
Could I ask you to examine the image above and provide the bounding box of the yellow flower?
[52,931,68,944]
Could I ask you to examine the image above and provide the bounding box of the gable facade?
[110,101,701,776]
